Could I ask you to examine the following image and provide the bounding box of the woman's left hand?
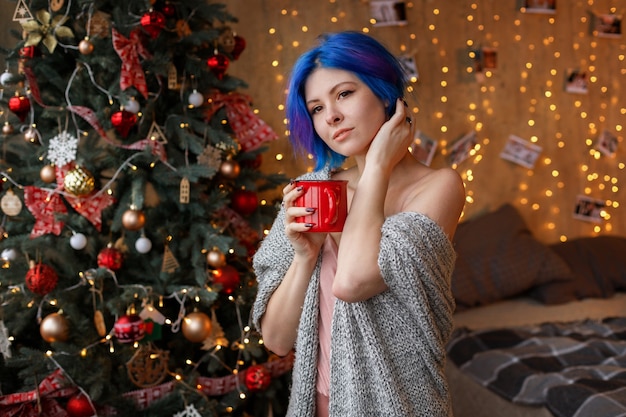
[366,98,415,174]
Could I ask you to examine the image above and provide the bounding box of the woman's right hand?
[282,181,327,258]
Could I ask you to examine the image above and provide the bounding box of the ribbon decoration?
[205,92,279,152]
[112,28,152,99]
[121,351,294,411]
[68,105,169,164]
[24,186,67,238]
[0,369,78,417]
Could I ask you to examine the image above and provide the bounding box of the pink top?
[316,235,338,398]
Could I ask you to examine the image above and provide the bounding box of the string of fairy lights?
[242,0,624,242]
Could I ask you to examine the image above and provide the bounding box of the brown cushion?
[451,204,574,309]
[529,236,626,304]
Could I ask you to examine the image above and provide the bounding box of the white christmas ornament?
[70,233,88,250]
[135,236,152,253]
[188,90,204,107]
[173,404,202,417]
[0,248,17,261]
[48,131,78,167]
[124,98,140,114]
[0,70,13,86]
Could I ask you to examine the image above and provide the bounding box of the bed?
[444,204,626,417]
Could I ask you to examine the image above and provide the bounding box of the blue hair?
[286,31,409,171]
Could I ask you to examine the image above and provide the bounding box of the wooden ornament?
[1,189,23,216]
[126,344,169,387]
[180,177,190,204]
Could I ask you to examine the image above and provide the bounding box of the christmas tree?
[0,1,291,416]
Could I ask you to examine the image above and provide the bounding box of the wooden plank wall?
[225,0,625,242]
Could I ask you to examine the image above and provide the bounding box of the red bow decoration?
[56,164,115,232]
[24,186,67,238]
[112,28,152,99]
[0,369,78,417]
[205,91,279,152]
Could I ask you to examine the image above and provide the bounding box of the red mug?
[293,180,348,232]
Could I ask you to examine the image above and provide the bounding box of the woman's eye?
[310,106,322,114]
[338,90,353,99]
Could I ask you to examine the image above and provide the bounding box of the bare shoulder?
[405,167,465,238]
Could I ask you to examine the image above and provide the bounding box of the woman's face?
[304,67,386,157]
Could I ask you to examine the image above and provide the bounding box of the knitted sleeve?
[251,206,294,332]
[378,212,457,349]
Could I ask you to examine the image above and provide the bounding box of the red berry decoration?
[25,262,59,296]
[110,110,137,138]
[232,35,246,60]
[97,246,124,271]
[212,265,240,295]
[230,189,258,216]
[114,314,145,343]
[244,364,271,392]
[207,53,229,79]
[66,393,95,417]
[8,95,31,122]
[140,10,166,38]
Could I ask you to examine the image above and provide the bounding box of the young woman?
[252,31,465,417]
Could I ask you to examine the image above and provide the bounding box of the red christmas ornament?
[114,314,145,343]
[19,46,36,59]
[207,53,229,79]
[244,364,272,392]
[25,262,59,296]
[66,393,95,417]
[110,110,137,137]
[97,246,124,271]
[230,189,258,216]
[212,265,240,294]
[232,35,246,60]
[8,95,31,122]
[162,2,176,17]
[140,10,166,38]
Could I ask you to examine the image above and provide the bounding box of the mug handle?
[323,187,339,226]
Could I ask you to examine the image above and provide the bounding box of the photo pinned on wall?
[592,13,622,38]
[595,130,619,157]
[500,134,542,169]
[564,69,588,94]
[409,130,438,167]
[573,195,606,224]
[521,0,556,14]
[472,46,497,82]
[446,131,478,168]
[370,1,408,27]
[398,54,419,83]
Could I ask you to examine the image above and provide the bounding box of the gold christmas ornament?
[2,122,14,136]
[64,166,95,197]
[182,311,212,343]
[122,208,146,231]
[24,126,38,143]
[40,312,70,343]
[40,165,56,183]
[219,158,240,179]
[206,248,226,268]
[79,37,94,55]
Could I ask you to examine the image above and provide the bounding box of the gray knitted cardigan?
[252,169,456,417]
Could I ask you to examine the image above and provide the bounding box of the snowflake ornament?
[48,131,78,167]
[197,144,222,171]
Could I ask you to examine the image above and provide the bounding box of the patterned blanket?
[446,317,626,417]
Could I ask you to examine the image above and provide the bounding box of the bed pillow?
[529,236,626,304]
[451,203,573,309]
